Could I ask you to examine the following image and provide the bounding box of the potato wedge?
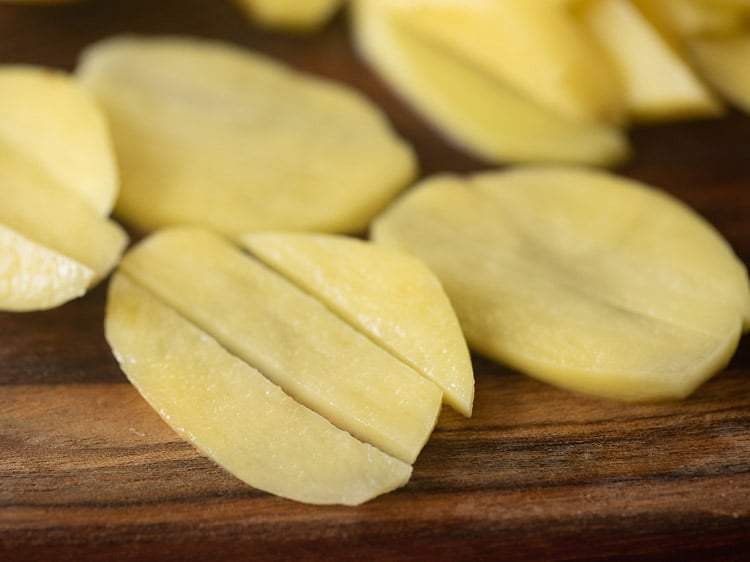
[76,35,416,237]
[0,66,117,216]
[105,273,411,506]
[241,231,474,416]
[351,0,628,166]
[117,227,442,464]
[372,166,750,402]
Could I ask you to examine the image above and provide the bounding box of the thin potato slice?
[233,0,345,32]
[241,232,474,416]
[118,227,442,464]
[106,273,412,506]
[351,0,629,166]
[76,35,416,237]
[0,66,117,216]
[372,166,750,402]
[0,224,94,311]
[690,34,750,113]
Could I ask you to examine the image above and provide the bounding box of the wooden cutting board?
[1,1,749,560]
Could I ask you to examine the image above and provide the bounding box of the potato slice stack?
[106,227,473,505]
[0,66,127,311]
[351,0,750,165]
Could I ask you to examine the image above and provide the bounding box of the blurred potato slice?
[233,0,345,31]
[690,33,750,113]
[352,0,628,166]
[76,35,416,238]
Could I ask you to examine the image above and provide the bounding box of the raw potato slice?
[690,34,750,113]
[351,0,629,166]
[381,0,625,125]
[0,224,94,311]
[0,138,128,288]
[581,0,722,121]
[632,0,747,43]
[0,66,118,216]
[76,35,416,237]
[233,0,345,31]
[118,227,442,464]
[241,232,474,416]
[106,273,412,506]
[372,166,750,402]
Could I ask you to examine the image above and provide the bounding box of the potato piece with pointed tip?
[241,232,474,417]
[351,0,628,166]
[76,35,416,238]
[372,166,750,402]
[0,66,118,216]
[581,0,722,121]
[233,0,345,32]
[117,227,442,464]
[105,273,412,506]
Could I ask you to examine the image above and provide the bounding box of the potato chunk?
[116,227,443,464]
[372,166,750,402]
[105,273,412,506]
[241,231,474,416]
[76,35,416,237]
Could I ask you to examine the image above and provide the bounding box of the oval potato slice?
[76,35,417,237]
[106,273,412,506]
[372,166,750,402]
[241,231,474,416]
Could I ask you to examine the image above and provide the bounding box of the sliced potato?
[382,0,625,125]
[351,0,629,166]
[233,0,345,31]
[241,231,474,416]
[76,35,416,237]
[372,166,750,402]
[0,66,117,216]
[117,227,442,464]
[690,33,750,113]
[0,224,94,311]
[632,0,747,44]
[581,0,722,121]
[106,273,411,506]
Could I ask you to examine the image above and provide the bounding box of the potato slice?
[233,0,345,32]
[372,166,750,402]
[0,66,117,216]
[0,224,94,311]
[117,227,442,464]
[351,0,629,166]
[581,0,722,121]
[241,231,474,416]
[690,33,750,113]
[381,0,625,125]
[632,0,747,45]
[105,273,412,506]
[76,35,416,237]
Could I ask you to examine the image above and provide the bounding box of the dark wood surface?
[1,1,750,560]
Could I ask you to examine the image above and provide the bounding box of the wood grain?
[1,1,750,560]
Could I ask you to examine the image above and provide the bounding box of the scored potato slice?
[351,0,629,166]
[241,231,474,416]
[372,166,750,402]
[76,35,416,237]
[233,0,345,31]
[105,273,412,506]
[581,0,722,121]
[0,66,117,216]
[117,227,443,464]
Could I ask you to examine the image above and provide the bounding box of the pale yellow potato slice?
[241,231,474,417]
[632,0,747,44]
[76,35,416,238]
[118,227,442,464]
[382,0,625,125]
[690,34,750,113]
[233,0,345,31]
[0,66,118,216]
[372,166,750,402]
[0,137,128,289]
[105,273,412,506]
[581,0,722,121]
[351,0,628,166]
[0,224,94,311]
